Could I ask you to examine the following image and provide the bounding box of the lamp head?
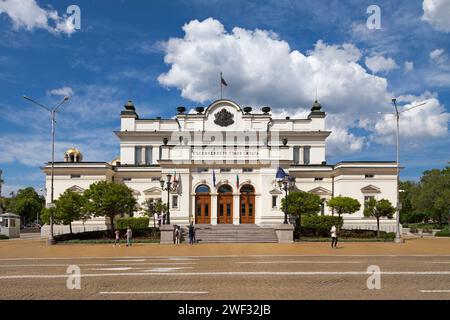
[159,179,165,188]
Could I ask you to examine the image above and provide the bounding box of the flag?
[212,169,216,187]
[276,167,287,180]
[236,174,239,189]
[221,72,228,86]
[177,173,183,195]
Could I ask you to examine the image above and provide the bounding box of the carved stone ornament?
[214,108,234,127]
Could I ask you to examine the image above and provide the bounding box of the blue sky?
[0,0,449,195]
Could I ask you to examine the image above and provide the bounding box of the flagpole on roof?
[220,72,223,100]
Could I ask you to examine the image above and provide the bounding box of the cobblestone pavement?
[0,238,450,300]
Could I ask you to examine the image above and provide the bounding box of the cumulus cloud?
[157,18,449,155]
[371,98,449,145]
[48,86,74,97]
[365,55,399,74]
[430,49,450,70]
[404,61,414,73]
[422,0,450,33]
[0,0,77,35]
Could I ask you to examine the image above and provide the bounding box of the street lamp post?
[23,95,70,245]
[379,99,427,244]
[160,174,172,225]
[277,175,291,224]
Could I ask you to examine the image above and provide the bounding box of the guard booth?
[0,213,21,238]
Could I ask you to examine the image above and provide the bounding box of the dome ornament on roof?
[64,148,83,163]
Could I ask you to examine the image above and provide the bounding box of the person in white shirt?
[330,225,338,248]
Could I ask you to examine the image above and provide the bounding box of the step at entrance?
[192,225,278,243]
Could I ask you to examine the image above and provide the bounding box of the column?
[190,194,196,224]
[233,193,240,225]
[210,193,218,225]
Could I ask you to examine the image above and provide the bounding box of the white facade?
[42,99,398,235]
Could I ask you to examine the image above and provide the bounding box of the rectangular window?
[205,204,209,216]
[197,205,201,216]
[293,146,300,165]
[249,203,253,216]
[135,146,142,165]
[145,146,153,165]
[303,146,310,165]
[197,168,208,173]
[123,177,132,182]
[219,204,224,216]
[227,203,231,216]
[70,174,81,179]
[10,219,15,227]
[241,204,246,216]
[220,168,231,173]
[172,195,178,208]
[365,174,374,179]
[272,195,278,208]
[314,177,323,181]
[242,168,253,173]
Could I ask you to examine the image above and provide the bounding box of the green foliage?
[83,181,137,232]
[435,229,450,237]
[327,196,361,218]
[40,207,54,225]
[0,234,9,240]
[116,217,149,230]
[6,187,44,224]
[54,190,88,234]
[302,215,343,231]
[364,198,395,237]
[281,191,321,236]
[141,199,167,218]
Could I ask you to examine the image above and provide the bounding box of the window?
[70,174,81,179]
[151,177,160,182]
[293,146,300,165]
[123,177,132,182]
[242,168,253,173]
[10,219,15,227]
[197,168,208,173]
[145,146,153,165]
[172,195,178,208]
[134,146,143,165]
[365,174,375,179]
[272,195,278,208]
[220,168,231,173]
[303,146,310,165]
[314,177,323,181]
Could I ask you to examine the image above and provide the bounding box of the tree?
[54,190,87,234]
[142,198,167,227]
[8,187,44,225]
[413,167,450,227]
[281,191,321,238]
[84,181,137,234]
[399,180,426,224]
[327,196,361,220]
[364,198,395,237]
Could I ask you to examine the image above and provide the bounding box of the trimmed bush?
[0,234,9,240]
[116,217,149,230]
[295,227,395,239]
[54,227,160,242]
[435,229,450,237]
[297,215,344,237]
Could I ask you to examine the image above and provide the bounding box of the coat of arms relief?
[214,108,234,127]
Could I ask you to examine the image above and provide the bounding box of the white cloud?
[404,61,414,73]
[371,98,449,145]
[422,0,450,33]
[0,0,76,35]
[365,55,399,74]
[48,86,74,97]
[430,49,450,70]
[157,18,449,153]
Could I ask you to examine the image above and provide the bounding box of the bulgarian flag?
[236,174,239,189]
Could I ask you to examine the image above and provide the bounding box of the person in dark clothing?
[188,224,195,245]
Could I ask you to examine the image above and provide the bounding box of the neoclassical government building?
[42,99,398,235]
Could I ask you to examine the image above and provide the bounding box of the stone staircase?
[192,225,279,243]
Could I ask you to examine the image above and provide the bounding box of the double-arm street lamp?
[160,174,172,225]
[277,174,295,224]
[378,98,427,244]
[23,95,70,245]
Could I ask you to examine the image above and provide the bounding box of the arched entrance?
[240,184,255,224]
[217,184,233,224]
[195,185,211,224]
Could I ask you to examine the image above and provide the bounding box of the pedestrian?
[163,213,167,225]
[188,223,195,245]
[114,229,120,246]
[175,226,181,245]
[157,214,162,227]
[125,226,133,247]
[330,225,338,248]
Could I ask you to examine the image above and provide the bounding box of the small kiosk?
[0,213,21,239]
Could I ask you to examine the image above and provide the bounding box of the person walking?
[188,223,195,245]
[330,225,338,249]
[175,226,181,245]
[114,229,120,246]
[125,226,133,247]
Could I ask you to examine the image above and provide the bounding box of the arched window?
[218,185,233,193]
[240,184,255,194]
[195,185,211,194]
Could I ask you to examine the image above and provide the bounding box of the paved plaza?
[1,238,450,300]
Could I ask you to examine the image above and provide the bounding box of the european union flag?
[276,167,287,180]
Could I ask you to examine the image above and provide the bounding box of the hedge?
[54,227,160,242]
[116,217,149,230]
[0,234,9,240]
[297,215,343,237]
[296,227,395,239]
[435,229,450,237]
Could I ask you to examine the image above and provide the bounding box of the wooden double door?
[240,192,255,224]
[217,194,233,224]
[195,194,211,224]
